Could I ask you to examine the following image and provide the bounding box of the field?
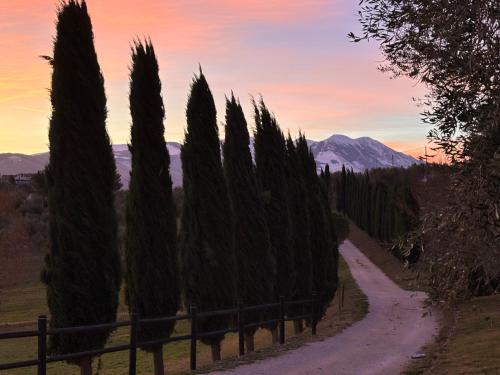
[0,253,368,375]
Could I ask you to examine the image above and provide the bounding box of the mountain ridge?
[0,135,419,187]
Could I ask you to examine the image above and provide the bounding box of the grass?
[0,253,368,375]
[404,294,500,375]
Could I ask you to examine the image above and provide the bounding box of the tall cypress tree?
[296,135,337,316]
[253,98,294,343]
[337,165,347,212]
[319,163,339,307]
[286,135,312,333]
[179,70,236,361]
[323,164,331,205]
[223,94,275,352]
[362,172,371,231]
[125,41,179,375]
[41,1,120,373]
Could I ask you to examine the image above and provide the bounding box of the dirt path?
[210,240,438,375]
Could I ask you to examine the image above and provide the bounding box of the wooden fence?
[0,293,319,374]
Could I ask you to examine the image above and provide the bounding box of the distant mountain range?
[0,135,418,188]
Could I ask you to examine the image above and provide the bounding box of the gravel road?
[210,240,438,375]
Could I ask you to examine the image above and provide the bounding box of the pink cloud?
[0,0,428,154]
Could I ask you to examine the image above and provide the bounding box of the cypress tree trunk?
[125,41,178,375]
[179,70,237,360]
[42,2,121,369]
[211,342,222,362]
[223,95,275,353]
[271,327,279,344]
[78,357,92,375]
[293,320,304,334]
[153,347,165,375]
[244,333,255,352]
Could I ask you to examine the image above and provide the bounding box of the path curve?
[211,240,438,375]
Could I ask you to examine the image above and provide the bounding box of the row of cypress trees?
[179,79,339,359]
[333,165,419,241]
[42,1,338,374]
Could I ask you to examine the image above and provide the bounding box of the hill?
[0,135,419,188]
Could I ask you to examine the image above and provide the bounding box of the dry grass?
[404,294,500,375]
[0,253,367,374]
[0,187,47,290]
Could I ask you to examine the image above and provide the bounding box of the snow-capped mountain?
[0,153,49,175]
[113,143,183,187]
[309,135,418,173]
[0,135,418,188]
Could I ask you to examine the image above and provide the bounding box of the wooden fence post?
[237,300,245,357]
[279,296,285,345]
[311,292,317,336]
[129,313,138,375]
[37,315,47,375]
[190,304,197,371]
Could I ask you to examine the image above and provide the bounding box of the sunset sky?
[0,0,431,157]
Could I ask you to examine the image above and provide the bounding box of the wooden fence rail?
[0,293,320,374]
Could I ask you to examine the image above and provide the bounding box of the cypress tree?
[296,135,337,315]
[41,1,120,373]
[179,70,236,361]
[125,41,179,375]
[253,98,293,343]
[333,168,418,242]
[370,184,379,236]
[337,165,347,212]
[374,184,383,238]
[223,94,275,352]
[323,164,331,206]
[319,165,339,307]
[286,135,312,333]
[363,172,371,231]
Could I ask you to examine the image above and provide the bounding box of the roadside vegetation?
[342,0,500,371]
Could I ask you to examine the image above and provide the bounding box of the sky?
[0,0,432,157]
